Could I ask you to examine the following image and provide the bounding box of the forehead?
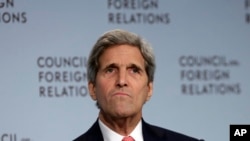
[98,45,145,67]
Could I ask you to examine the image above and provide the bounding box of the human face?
[88,45,153,119]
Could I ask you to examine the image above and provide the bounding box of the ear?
[88,82,97,101]
[146,82,153,101]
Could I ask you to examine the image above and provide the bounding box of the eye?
[130,67,140,74]
[105,67,115,73]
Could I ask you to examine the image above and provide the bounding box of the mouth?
[112,92,129,97]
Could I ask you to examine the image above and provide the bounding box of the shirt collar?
[98,118,143,141]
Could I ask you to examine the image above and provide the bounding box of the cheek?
[95,79,112,98]
[135,84,150,101]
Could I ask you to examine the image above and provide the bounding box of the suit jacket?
[73,119,203,141]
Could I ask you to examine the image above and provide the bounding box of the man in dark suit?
[73,29,203,141]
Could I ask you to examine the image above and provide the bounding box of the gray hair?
[87,29,156,84]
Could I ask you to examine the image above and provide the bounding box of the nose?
[116,69,128,88]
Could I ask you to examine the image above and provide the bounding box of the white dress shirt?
[98,118,143,141]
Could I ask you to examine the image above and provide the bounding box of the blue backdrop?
[1,0,250,141]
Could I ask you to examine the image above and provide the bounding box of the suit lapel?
[142,119,166,141]
[87,120,104,141]
[74,119,103,141]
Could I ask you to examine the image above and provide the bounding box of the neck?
[98,110,142,136]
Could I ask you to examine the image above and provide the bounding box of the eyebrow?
[103,63,117,69]
[102,63,144,71]
[128,63,143,71]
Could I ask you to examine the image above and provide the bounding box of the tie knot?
[122,136,135,141]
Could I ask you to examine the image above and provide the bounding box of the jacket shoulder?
[142,120,203,141]
[73,120,103,141]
